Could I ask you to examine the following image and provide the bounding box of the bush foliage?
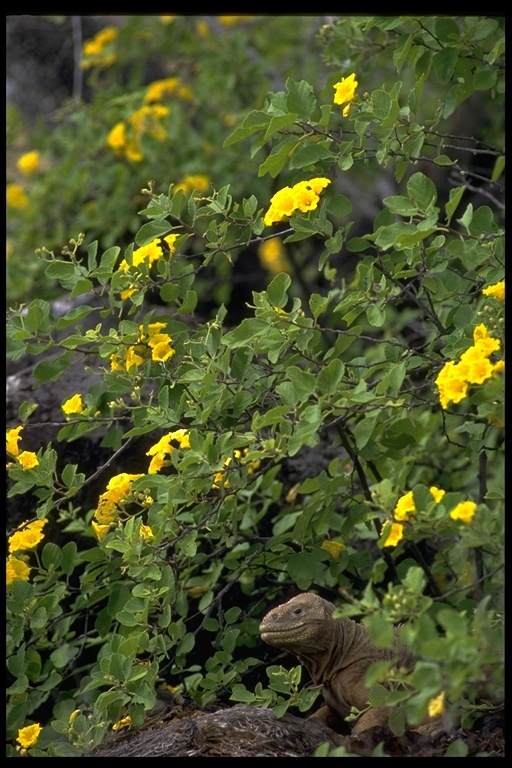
[7,15,504,757]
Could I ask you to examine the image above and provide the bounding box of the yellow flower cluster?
[17,150,40,176]
[146,429,191,474]
[145,77,193,104]
[62,393,84,417]
[107,104,170,162]
[8,519,48,553]
[435,324,503,410]
[116,234,178,301]
[263,177,331,227]
[118,234,178,272]
[333,72,358,117]
[212,448,261,489]
[110,320,176,373]
[16,723,42,749]
[92,472,145,540]
[7,519,48,586]
[173,174,211,196]
[384,486,477,547]
[82,26,118,69]
[6,182,29,210]
[257,237,291,274]
[482,280,504,302]
[6,426,39,471]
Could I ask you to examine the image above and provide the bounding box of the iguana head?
[259,593,335,654]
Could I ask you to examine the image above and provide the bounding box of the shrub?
[6,15,504,757]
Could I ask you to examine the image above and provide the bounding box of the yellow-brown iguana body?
[259,592,422,734]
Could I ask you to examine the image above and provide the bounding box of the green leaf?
[434,17,460,42]
[289,143,332,169]
[347,237,372,253]
[366,304,386,327]
[327,195,352,218]
[353,413,379,450]
[24,300,51,333]
[433,47,458,84]
[287,366,317,399]
[371,90,393,120]
[55,305,96,330]
[406,172,437,213]
[445,741,469,757]
[286,552,320,590]
[135,220,172,246]
[264,113,299,141]
[18,401,38,421]
[433,154,455,166]
[42,542,62,570]
[266,272,291,308]
[33,351,73,384]
[98,246,121,272]
[285,78,317,119]
[383,195,418,216]
[457,202,473,230]
[258,136,300,179]
[45,260,77,284]
[444,185,466,224]
[223,110,270,147]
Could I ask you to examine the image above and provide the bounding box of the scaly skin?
[259,592,419,734]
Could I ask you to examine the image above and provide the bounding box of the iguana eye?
[292,607,304,616]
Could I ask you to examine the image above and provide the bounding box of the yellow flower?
[91,520,111,541]
[107,122,126,151]
[160,15,176,24]
[6,183,29,209]
[110,353,125,371]
[263,179,331,227]
[321,540,346,560]
[6,426,23,457]
[492,360,505,376]
[6,555,31,585]
[482,280,504,302]
[112,715,133,731]
[173,174,211,195]
[151,341,175,363]
[472,323,500,351]
[393,491,416,521]
[449,501,477,524]
[144,77,193,104]
[263,186,296,226]
[139,524,154,542]
[16,723,42,749]
[429,486,445,503]
[82,26,118,69]
[428,692,445,718]
[94,473,144,524]
[258,237,291,275]
[125,345,147,371]
[17,451,39,471]
[333,73,358,111]
[146,430,190,474]
[17,150,40,175]
[62,393,84,416]
[8,519,47,552]
[384,522,405,547]
[435,360,469,409]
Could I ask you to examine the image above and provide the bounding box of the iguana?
[259,592,439,735]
